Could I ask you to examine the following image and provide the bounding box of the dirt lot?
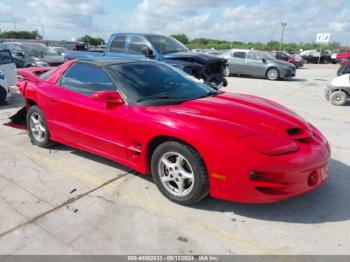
[0,64,349,255]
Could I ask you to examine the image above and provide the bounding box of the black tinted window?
[106,62,214,103]
[128,36,149,55]
[0,50,13,64]
[60,63,116,96]
[111,35,126,53]
[233,52,246,59]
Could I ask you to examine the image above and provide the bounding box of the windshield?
[5,43,24,54]
[106,62,215,104]
[21,44,59,56]
[146,35,189,55]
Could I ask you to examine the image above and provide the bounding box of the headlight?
[0,70,4,80]
[241,135,299,155]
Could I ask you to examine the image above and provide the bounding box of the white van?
[0,44,17,102]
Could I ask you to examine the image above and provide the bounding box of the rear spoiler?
[16,70,42,84]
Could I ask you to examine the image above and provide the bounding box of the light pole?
[279,22,287,51]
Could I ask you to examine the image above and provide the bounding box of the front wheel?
[224,66,231,77]
[27,105,54,147]
[330,91,347,106]
[266,68,280,81]
[151,141,209,206]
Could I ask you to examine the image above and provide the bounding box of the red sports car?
[16,58,330,205]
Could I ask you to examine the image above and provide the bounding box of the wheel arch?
[146,135,206,173]
[25,98,38,108]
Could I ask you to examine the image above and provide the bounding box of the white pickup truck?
[0,44,16,102]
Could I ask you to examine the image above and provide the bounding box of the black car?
[4,42,64,68]
[302,50,331,64]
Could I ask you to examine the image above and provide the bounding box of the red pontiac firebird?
[16,58,330,205]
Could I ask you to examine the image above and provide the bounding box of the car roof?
[110,33,173,38]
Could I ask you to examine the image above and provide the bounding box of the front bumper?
[209,127,330,203]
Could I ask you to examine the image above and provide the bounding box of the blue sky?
[0,0,349,45]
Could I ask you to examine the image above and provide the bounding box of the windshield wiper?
[137,95,173,102]
[195,90,223,100]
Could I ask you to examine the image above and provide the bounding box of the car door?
[229,51,247,74]
[0,50,16,87]
[244,51,267,77]
[46,63,128,161]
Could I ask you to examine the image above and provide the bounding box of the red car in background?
[336,49,350,62]
[272,51,303,68]
[15,58,330,205]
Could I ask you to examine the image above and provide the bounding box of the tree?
[0,30,41,39]
[77,35,105,46]
[170,34,189,45]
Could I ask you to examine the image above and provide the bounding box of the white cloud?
[25,0,105,39]
[128,0,350,44]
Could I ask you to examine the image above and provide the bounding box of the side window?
[110,35,127,53]
[0,50,13,65]
[247,51,263,61]
[232,52,246,59]
[60,64,116,96]
[128,36,149,55]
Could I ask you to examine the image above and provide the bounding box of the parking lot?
[0,64,349,255]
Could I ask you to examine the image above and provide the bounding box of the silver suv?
[221,49,296,80]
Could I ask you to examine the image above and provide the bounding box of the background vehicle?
[51,47,68,56]
[336,49,350,62]
[0,44,16,102]
[301,50,331,64]
[221,49,296,80]
[272,51,303,68]
[64,33,228,89]
[337,60,350,76]
[4,42,64,67]
[325,73,350,106]
[16,58,329,205]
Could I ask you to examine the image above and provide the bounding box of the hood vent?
[287,127,313,144]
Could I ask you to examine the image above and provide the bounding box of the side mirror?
[92,91,124,108]
[262,58,267,64]
[142,46,155,58]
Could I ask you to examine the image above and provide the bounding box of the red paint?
[16,61,331,203]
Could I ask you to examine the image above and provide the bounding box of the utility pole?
[14,18,17,31]
[279,22,287,51]
[41,24,44,40]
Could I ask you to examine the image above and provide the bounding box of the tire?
[323,59,330,64]
[266,68,280,81]
[0,86,7,103]
[224,66,231,77]
[27,105,54,147]
[151,141,209,206]
[330,91,347,106]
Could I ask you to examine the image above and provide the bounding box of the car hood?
[40,55,65,63]
[163,51,227,64]
[161,93,311,137]
[272,59,295,68]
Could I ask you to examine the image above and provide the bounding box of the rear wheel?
[27,106,54,147]
[266,68,280,81]
[330,91,347,106]
[0,86,7,103]
[151,141,209,206]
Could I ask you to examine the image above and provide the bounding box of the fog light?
[308,171,319,186]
